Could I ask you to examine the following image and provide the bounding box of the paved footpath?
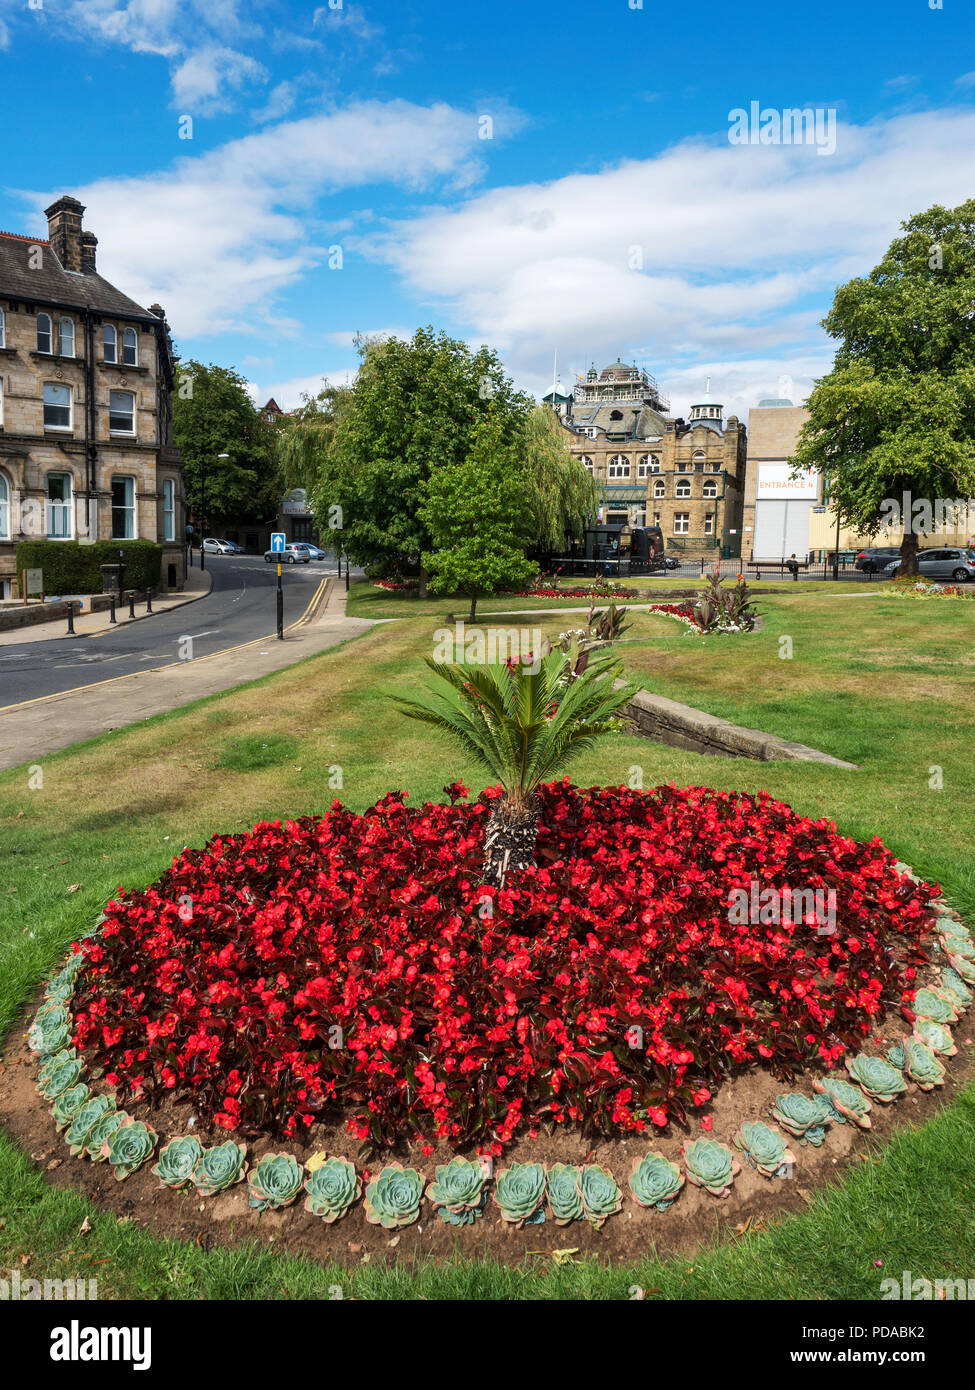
[0,567,214,647]
[0,580,379,771]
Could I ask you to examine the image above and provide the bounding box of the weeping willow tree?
[519,406,599,550]
[275,383,352,493]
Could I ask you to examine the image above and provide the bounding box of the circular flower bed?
[66,782,938,1154]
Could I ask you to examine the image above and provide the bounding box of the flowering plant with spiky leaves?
[152,1136,204,1189]
[102,1119,157,1179]
[578,1164,623,1228]
[304,1157,360,1223]
[427,1157,487,1225]
[734,1121,795,1178]
[845,1054,907,1103]
[248,1152,304,1211]
[192,1141,248,1196]
[494,1162,546,1225]
[546,1164,584,1224]
[628,1152,685,1209]
[903,1038,946,1091]
[812,1076,872,1128]
[682,1138,740,1196]
[65,1095,116,1157]
[364,1163,424,1229]
[770,1092,832,1146]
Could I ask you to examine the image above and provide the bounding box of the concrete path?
[0,579,379,772]
[0,568,214,646]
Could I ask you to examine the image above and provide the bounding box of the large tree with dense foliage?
[419,408,536,621]
[172,361,281,529]
[302,329,596,575]
[792,200,975,574]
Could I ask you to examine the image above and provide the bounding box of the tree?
[306,328,532,573]
[419,408,536,621]
[172,361,281,529]
[276,382,351,494]
[390,649,637,889]
[519,406,599,551]
[792,200,975,574]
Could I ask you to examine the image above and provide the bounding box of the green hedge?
[15,540,163,595]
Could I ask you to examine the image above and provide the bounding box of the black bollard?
[109,595,117,624]
[128,591,136,619]
[146,588,153,614]
[66,602,75,635]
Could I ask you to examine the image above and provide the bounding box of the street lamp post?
[200,452,230,572]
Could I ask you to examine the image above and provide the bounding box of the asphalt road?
[0,554,337,709]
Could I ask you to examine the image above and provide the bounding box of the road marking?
[0,576,331,714]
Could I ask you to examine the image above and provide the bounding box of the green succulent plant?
[577,1164,623,1228]
[152,1136,204,1189]
[812,1076,872,1128]
[86,1110,126,1159]
[38,1054,84,1100]
[44,973,76,1004]
[29,1005,73,1056]
[733,1121,795,1179]
[913,987,959,1024]
[493,1162,546,1225]
[903,1038,946,1091]
[192,1141,248,1196]
[51,1083,91,1130]
[65,1095,116,1156]
[845,1053,908,1103]
[102,1119,158,1179]
[38,1047,78,1086]
[770,1092,832,1146]
[304,1156,361,1223]
[427,1158,487,1226]
[947,951,975,983]
[914,1020,956,1057]
[935,914,969,941]
[628,1152,685,1209]
[364,1163,424,1229]
[682,1137,740,1196]
[940,969,972,1008]
[248,1152,305,1211]
[546,1163,584,1224]
[886,1042,907,1071]
[942,926,975,956]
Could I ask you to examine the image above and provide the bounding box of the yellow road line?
[0,577,331,716]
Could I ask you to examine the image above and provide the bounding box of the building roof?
[0,229,158,322]
[571,401,668,440]
[756,398,795,407]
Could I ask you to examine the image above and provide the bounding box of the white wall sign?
[757,462,819,501]
[281,488,310,516]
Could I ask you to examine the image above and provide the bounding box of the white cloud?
[362,108,975,401]
[17,100,489,337]
[171,45,267,113]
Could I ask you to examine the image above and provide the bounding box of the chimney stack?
[80,231,97,274]
[44,195,86,273]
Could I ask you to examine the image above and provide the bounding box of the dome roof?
[600,358,639,379]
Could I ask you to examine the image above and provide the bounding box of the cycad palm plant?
[390,648,638,886]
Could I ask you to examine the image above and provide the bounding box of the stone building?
[555,360,747,557]
[0,196,185,598]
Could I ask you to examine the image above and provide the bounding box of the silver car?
[264,543,311,564]
[883,547,975,582]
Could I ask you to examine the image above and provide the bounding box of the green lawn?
[1,589,972,1299]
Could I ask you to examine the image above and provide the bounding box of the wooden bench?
[747,559,810,578]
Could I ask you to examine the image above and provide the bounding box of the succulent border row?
[27,874,973,1232]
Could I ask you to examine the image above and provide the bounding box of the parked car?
[300,544,328,560]
[221,540,246,554]
[202,538,234,555]
[854,546,902,573]
[882,548,975,582]
[663,555,681,570]
[264,543,312,564]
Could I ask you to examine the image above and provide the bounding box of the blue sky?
[1,0,974,418]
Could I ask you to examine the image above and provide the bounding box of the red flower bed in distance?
[71,782,936,1152]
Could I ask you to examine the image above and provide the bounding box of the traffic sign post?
[270,534,286,640]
